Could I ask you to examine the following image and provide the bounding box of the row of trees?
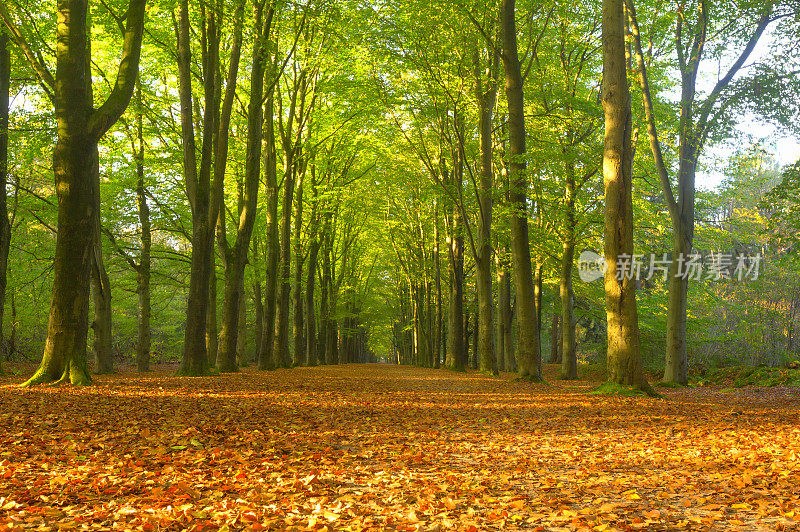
[0,0,798,386]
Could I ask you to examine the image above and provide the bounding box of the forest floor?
[1,363,799,532]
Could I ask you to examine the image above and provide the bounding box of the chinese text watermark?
[578,251,762,283]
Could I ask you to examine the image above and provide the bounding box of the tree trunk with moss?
[292,168,305,366]
[601,0,647,390]
[433,202,442,369]
[11,0,147,386]
[501,0,541,381]
[206,258,218,366]
[257,92,280,370]
[560,162,577,380]
[177,0,219,377]
[446,197,465,371]
[474,49,498,375]
[0,30,9,376]
[91,221,114,374]
[134,84,151,373]
[216,1,267,373]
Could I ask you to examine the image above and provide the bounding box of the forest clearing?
[1,363,799,531]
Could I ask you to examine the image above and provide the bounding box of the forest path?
[1,363,799,531]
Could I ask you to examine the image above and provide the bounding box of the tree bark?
[273,153,296,368]
[498,252,515,372]
[91,218,114,374]
[475,49,498,375]
[216,1,267,373]
[501,0,541,381]
[560,162,577,380]
[602,0,646,390]
[237,284,247,366]
[433,201,442,369]
[305,236,319,366]
[177,0,216,376]
[318,217,331,365]
[496,255,508,371]
[253,279,263,364]
[470,291,479,370]
[446,203,465,371]
[0,30,10,375]
[292,168,305,365]
[550,313,560,364]
[20,0,147,386]
[257,92,280,370]
[273,173,294,367]
[134,83,151,373]
[206,256,218,365]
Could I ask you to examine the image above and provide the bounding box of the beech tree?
[0,29,9,376]
[1,0,147,386]
[600,0,650,393]
[625,0,782,385]
[501,0,541,381]
[216,1,270,373]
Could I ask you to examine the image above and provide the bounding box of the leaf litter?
[0,363,799,531]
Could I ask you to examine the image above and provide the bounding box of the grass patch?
[591,381,661,398]
[694,366,800,388]
[655,381,687,389]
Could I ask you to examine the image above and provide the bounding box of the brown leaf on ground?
[1,363,799,531]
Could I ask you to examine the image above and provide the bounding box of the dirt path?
[1,363,799,531]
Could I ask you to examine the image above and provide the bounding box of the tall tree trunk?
[253,279,263,363]
[601,0,646,390]
[463,293,471,368]
[207,256,218,365]
[624,0,771,386]
[470,291,479,370]
[134,83,151,373]
[501,0,541,381]
[21,0,147,386]
[91,218,114,375]
[208,0,245,371]
[550,312,560,364]
[273,156,295,367]
[178,0,217,376]
[497,253,515,372]
[292,169,305,365]
[217,2,267,373]
[325,235,339,366]
[305,237,319,366]
[560,161,577,380]
[237,285,247,366]
[535,261,543,344]
[318,226,331,365]
[475,50,498,375]
[0,30,10,375]
[496,255,508,372]
[433,203,442,369]
[446,217,465,371]
[258,92,280,370]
